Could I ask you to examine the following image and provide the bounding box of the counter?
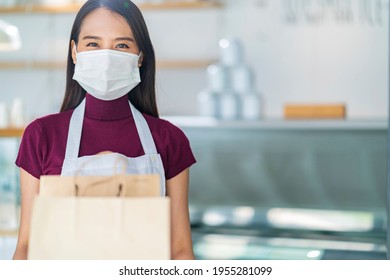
[163,117,388,130]
[168,116,387,259]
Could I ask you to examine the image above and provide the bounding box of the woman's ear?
[71,40,77,64]
[138,52,144,67]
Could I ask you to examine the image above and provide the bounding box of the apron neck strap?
[128,101,157,155]
[64,99,85,161]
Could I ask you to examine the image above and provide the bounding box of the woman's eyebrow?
[82,35,101,40]
[80,35,135,42]
[115,37,135,42]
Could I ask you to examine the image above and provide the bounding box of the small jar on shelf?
[0,103,9,129]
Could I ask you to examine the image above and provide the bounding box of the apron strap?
[64,99,86,160]
[128,101,158,155]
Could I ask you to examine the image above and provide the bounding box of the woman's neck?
[85,93,132,120]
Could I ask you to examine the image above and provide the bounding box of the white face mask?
[73,46,141,101]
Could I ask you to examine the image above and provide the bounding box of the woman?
[13,0,196,260]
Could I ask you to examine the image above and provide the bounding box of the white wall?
[220,0,389,119]
[0,0,388,121]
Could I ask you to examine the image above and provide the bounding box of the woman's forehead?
[79,7,134,38]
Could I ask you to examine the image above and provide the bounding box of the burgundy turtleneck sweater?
[15,94,196,180]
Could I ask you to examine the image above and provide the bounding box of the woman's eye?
[86,42,99,47]
[116,43,129,49]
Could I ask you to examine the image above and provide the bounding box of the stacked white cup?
[197,37,262,121]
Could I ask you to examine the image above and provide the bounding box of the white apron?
[61,98,166,196]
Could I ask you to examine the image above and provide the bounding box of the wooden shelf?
[0,4,81,14]
[0,229,18,237]
[0,128,24,138]
[0,60,215,70]
[0,61,65,70]
[0,1,221,14]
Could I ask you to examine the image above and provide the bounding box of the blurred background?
[0,0,388,260]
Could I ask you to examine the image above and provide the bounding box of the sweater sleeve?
[15,119,47,179]
[163,121,196,180]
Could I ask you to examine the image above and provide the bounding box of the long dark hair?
[60,0,158,117]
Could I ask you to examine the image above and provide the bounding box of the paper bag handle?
[73,153,128,197]
[74,182,123,197]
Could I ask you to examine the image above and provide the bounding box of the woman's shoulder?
[142,113,187,138]
[38,109,74,125]
[142,114,196,179]
[142,113,193,153]
[25,110,74,132]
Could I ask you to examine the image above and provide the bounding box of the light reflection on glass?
[270,237,387,253]
[267,208,374,232]
[307,250,322,258]
[232,207,255,226]
[202,211,227,226]
[194,234,324,260]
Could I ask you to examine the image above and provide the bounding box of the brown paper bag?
[28,174,170,260]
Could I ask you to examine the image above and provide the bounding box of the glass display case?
[166,118,388,260]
